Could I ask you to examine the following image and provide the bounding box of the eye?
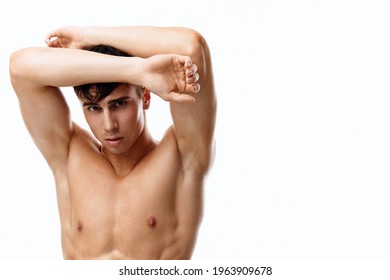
[112,100,127,109]
[87,105,102,112]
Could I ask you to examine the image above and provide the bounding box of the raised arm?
[46,26,216,173]
[9,48,130,172]
[9,36,200,172]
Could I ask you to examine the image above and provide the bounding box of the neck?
[101,128,156,177]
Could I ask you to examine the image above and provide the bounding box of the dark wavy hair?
[73,45,141,102]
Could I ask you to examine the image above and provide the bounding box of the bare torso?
[10,26,215,259]
[56,125,203,259]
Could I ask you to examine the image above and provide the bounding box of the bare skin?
[9,26,216,259]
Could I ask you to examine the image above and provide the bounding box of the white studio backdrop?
[0,0,390,261]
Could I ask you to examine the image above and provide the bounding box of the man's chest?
[66,164,179,226]
[60,167,181,258]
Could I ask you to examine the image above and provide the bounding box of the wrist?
[81,25,103,49]
[125,56,144,86]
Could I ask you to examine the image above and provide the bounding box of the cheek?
[121,105,143,126]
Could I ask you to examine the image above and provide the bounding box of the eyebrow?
[107,96,131,106]
[82,96,131,107]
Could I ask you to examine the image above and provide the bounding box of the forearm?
[83,26,203,58]
[10,47,142,89]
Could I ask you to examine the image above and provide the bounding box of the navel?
[147,216,157,229]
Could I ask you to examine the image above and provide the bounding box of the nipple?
[147,216,157,229]
[77,220,83,232]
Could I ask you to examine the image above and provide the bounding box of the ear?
[142,87,151,110]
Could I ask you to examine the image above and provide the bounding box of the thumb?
[165,91,196,103]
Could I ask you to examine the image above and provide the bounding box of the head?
[74,45,151,154]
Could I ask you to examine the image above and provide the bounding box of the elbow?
[9,47,40,88]
[9,48,29,87]
[186,29,209,58]
[189,29,207,49]
[183,29,211,75]
[9,50,21,85]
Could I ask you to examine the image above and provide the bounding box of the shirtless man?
[9,26,216,259]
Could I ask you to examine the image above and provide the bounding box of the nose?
[103,110,118,132]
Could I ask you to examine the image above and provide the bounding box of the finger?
[44,33,52,44]
[166,91,196,103]
[48,39,61,48]
[178,55,193,69]
[47,39,57,47]
[45,30,58,44]
[186,72,200,84]
[45,36,60,48]
[186,64,198,77]
[190,83,200,94]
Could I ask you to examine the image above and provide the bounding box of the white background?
[1,0,390,262]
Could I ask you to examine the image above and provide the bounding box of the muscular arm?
[112,26,217,173]
[100,26,217,173]
[48,25,216,173]
[9,38,199,172]
[9,47,142,172]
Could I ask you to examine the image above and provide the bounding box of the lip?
[104,137,124,147]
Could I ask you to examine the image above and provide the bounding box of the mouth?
[104,137,124,147]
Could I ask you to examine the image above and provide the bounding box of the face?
[81,84,149,155]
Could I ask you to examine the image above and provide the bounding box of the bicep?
[17,85,73,171]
